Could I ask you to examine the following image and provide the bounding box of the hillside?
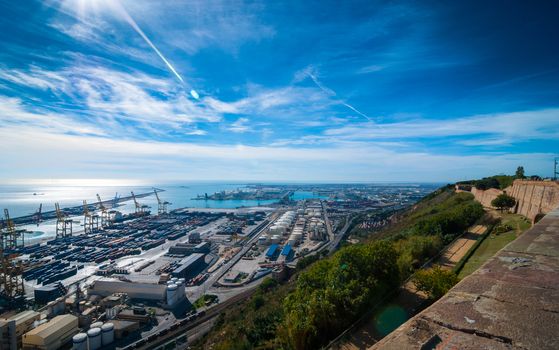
[192,186,485,350]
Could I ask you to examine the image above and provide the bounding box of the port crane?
[34,203,42,226]
[154,188,171,215]
[55,202,75,239]
[131,191,149,214]
[82,200,100,234]
[0,209,25,300]
[2,209,25,250]
[96,194,111,227]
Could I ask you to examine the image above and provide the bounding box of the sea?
[0,182,296,244]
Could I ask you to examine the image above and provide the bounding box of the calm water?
[0,182,287,243]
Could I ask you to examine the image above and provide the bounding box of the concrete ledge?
[373,207,559,350]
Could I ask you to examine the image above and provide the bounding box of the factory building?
[168,241,210,256]
[90,281,166,301]
[0,319,17,350]
[89,280,185,308]
[22,314,78,350]
[0,311,41,350]
[171,253,206,280]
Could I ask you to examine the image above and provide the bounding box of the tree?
[515,166,525,179]
[413,265,459,300]
[491,193,516,212]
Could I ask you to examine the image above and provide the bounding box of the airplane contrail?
[112,1,185,84]
[307,70,371,122]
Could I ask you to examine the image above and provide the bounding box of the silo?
[72,333,88,350]
[90,321,103,329]
[87,327,102,350]
[101,323,115,345]
[166,284,178,307]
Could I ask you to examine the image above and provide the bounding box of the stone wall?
[470,187,502,209]
[507,180,559,221]
[470,180,559,221]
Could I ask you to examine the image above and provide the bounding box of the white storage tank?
[101,323,115,345]
[271,235,281,244]
[72,333,88,350]
[178,278,186,284]
[258,235,268,245]
[90,321,103,329]
[87,327,102,350]
[166,284,178,306]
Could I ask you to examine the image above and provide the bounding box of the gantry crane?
[96,194,111,227]
[83,200,100,234]
[0,209,25,300]
[154,189,171,215]
[34,203,42,226]
[55,203,74,239]
[131,192,149,214]
[2,209,25,250]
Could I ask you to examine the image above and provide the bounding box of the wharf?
[9,189,161,225]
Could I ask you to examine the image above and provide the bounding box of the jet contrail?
[112,1,185,84]
[307,71,371,122]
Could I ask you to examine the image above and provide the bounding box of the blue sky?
[0,0,558,183]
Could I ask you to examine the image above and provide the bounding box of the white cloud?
[227,117,251,133]
[324,109,559,143]
[0,125,555,182]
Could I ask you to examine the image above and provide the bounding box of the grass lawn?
[458,213,531,279]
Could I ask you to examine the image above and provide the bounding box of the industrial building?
[171,253,206,279]
[89,281,167,302]
[88,280,185,308]
[0,311,41,350]
[0,319,17,350]
[22,314,78,350]
[168,241,210,256]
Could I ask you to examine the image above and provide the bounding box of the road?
[327,214,354,253]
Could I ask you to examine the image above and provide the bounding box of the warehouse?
[22,314,78,350]
[89,281,167,302]
[0,311,41,350]
[171,253,206,279]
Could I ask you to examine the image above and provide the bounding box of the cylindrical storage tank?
[101,323,115,345]
[178,278,186,284]
[56,297,65,314]
[72,333,88,350]
[90,321,103,329]
[171,277,178,282]
[166,280,174,285]
[87,327,102,350]
[166,284,178,306]
[271,235,281,244]
[79,300,86,312]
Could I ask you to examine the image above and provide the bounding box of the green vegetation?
[283,241,400,349]
[193,294,218,309]
[413,265,459,300]
[194,188,485,350]
[458,213,531,279]
[515,166,525,179]
[491,193,516,212]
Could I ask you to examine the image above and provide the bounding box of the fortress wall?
[470,187,501,208]
[470,180,559,221]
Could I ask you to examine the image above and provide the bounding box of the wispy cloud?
[324,109,559,143]
[227,117,252,133]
